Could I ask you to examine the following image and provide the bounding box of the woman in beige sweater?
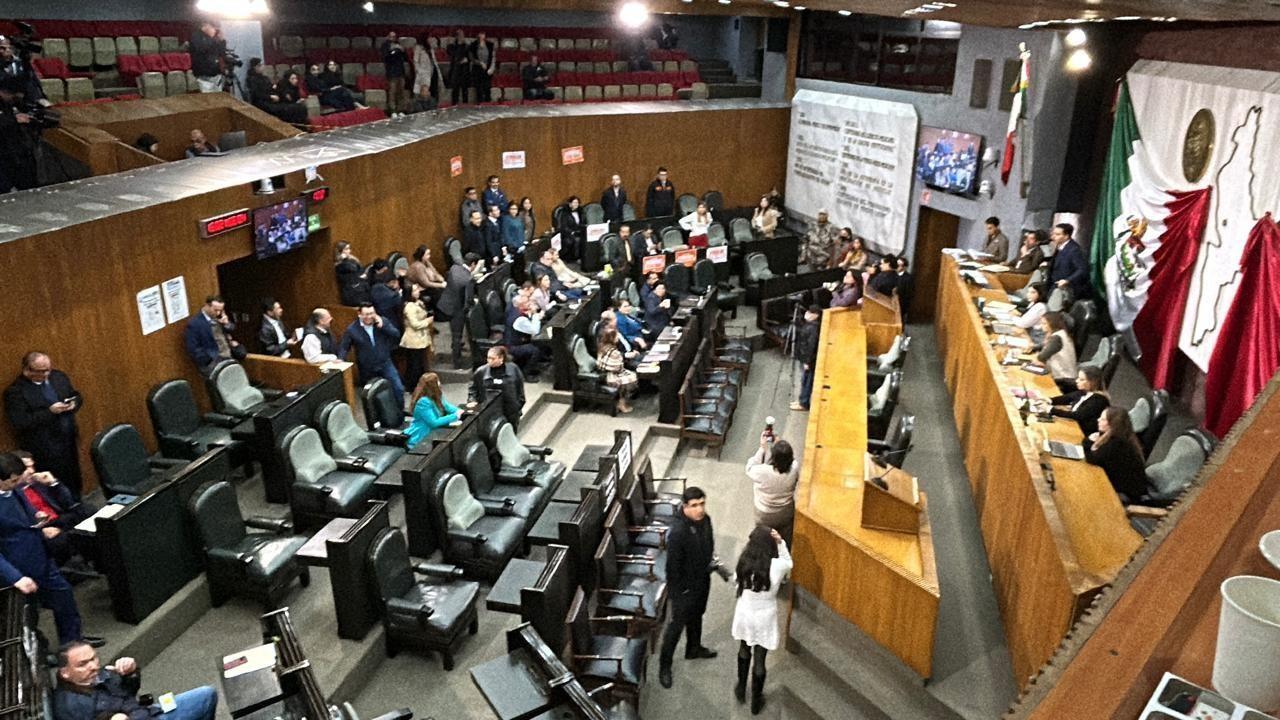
[400,282,434,389]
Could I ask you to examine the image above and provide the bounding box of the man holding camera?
[190,21,227,93]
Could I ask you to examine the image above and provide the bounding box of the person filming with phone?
[4,352,85,497]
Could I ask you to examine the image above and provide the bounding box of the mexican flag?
[1095,81,1175,332]
[1000,45,1030,185]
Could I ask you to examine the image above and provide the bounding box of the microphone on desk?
[870,446,914,486]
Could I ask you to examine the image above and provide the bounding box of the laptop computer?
[1045,440,1085,460]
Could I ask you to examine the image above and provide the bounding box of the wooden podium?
[861,453,921,534]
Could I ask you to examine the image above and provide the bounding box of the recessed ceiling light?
[618,1,649,28]
[1065,28,1087,46]
[773,0,789,6]
[1114,15,1140,20]
[1065,48,1092,71]
[838,9,852,15]
[794,4,806,9]
[361,1,373,11]
[719,0,731,4]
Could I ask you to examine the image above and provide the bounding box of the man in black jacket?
[463,209,488,259]
[469,31,496,103]
[645,167,675,218]
[189,21,226,93]
[4,352,84,497]
[438,253,481,367]
[894,256,915,322]
[600,174,628,223]
[246,59,307,124]
[868,255,899,297]
[446,29,470,105]
[658,485,727,688]
[55,642,217,720]
[337,303,403,398]
[790,305,821,412]
[469,346,526,429]
[381,32,409,114]
[521,55,551,100]
[257,299,298,357]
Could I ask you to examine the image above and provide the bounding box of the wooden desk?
[934,254,1142,686]
[242,354,357,409]
[791,308,939,678]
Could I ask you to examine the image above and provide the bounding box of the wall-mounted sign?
[502,151,526,169]
[450,155,464,177]
[137,285,164,335]
[198,208,251,238]
[161,276,188,324]
[561,146,584,165]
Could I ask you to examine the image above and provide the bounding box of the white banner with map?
[786,90,918,254]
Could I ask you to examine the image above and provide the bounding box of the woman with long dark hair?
[731,525,792,714]
[745,437,799,542]
[829,269,863,308]
[1083,406,1147,500]
[334,241,370,306]
[554,196,584,261]
[404,373,461,446]
[400,282,434,390]
[518,196,536,245]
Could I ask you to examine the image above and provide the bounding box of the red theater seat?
[355,74,387,91]
[163,52,192,71]
[117,55,146,84]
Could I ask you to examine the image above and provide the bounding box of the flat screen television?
[252,198,308,259]
[915,126,983,196]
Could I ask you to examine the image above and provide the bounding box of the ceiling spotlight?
[1065,28,1086,46]
[718,0,731,4]
[838,9,852,15]
[195,0,270,17]
[618,1,649,28]
[794,4,806,9]
[361,1,374,11]
[1065,47,1092,72]
[773,0,789,6]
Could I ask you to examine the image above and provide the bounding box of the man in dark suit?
[658,485,728,689]
[4,353,84,497]
[600,174,628,223]
[437,253,482,367]
[446,29,471,106]
[338,303,404,399]
[645,167,675,218]
[468,31,497,103]
[483,203,505,266]
[868,255,899,297]
[463,210,488,259]
[895,256,915,322]
[371,275,404,332]
[183,295,245,375]
[257,299,298,357]
[13,451,91,571]
[1048,222,1090,299]
[0,453,99,646]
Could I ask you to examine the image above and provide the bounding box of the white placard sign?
[707,245,729,263]
[786,90,918,254]
[586,222,609,244]
[502,151,527,169]
[137,286,165,335]
[162,276,189,324]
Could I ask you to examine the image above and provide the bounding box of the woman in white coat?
[731,525,792,714]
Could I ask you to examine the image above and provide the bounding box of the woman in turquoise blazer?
[406,372,461,447]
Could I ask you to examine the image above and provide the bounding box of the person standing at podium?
[745,437,798,544]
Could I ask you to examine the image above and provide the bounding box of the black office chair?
[207,360,277,418]
[729,217,752,246]
[600,233,624,269]
[483,290,506,335]
[188,480,309,609]
[366,527,480,670]
[456,438,548,521]
[660,226,684,249]
[565,587,649,702]
[676,193,698,216]
[622,202,637,221]
[868,414,914,468]
[468,303,501,369]
[387,252,408,277]
[663,263,691,299]
[702,190,724,213]
[866,370,902,440]
[706,222,727,247]
[743,252,775,306]
[603,503,665,580]
[314,400,406,475]
[1067,300,1097,353]
[90,423,185,497]
[691,258,716,295]
[429,469,526,580]
[444,236,464,267]
[361,378,411,434]
[277,425,379,528]
[593,533,666,642]
[570,336,619,415]
[1129,389,1170,458]
[1134,428,1218,508]
[1082,334,1124,388]
[482,414,566,492]
[146,378,248,463]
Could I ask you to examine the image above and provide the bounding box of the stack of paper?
[74,504,125,533]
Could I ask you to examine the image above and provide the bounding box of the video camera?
[8,21,44,59]
[223,49,243,69]
[27,105,60,130]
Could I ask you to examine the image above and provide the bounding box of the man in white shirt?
[301,308,339,364]
[257,299,298,358]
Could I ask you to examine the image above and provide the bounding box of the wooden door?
[912,206,960,322]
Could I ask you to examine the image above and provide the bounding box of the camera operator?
[0,34,45,108]
[0,75,38,193]
[190,21,227,93]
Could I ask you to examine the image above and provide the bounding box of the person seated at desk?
[834,232,868,271]
[531,249,582,302]
[642,280,673,336]
[531,273,557,314]
[829,269,863,309]
[405,373,461,447]
[678,202,714,248]
[406,244,447,310]
[301,308,340,365]
[550,249,593,290]
[599,310,640,366]
[1027,312,1077,393]
[1047,365,1110,437]
[597,326,637,414]
[13,451,93,574]
[1015,283,1049,331]
[751,195,779,239]
[637,227,663,258]
[54,642,217,720]
[868,255,898,296]
[505,296,550,381]
[614,299,648,350]
[1083,407,1147,500]
[184,129,219,158]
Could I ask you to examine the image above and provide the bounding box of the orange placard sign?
[642,254,667,275]
[450,155,463,177]
[674,248,697,267]
[561,146,585,165]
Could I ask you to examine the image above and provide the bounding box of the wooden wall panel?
[0,106,788,492]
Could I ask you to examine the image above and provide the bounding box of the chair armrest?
[597,588,643,598]
[257,387,285,400]
[412,562,465,579]
[148,456,188,469]
[245,516,294,533]
[496,467,536,484]
[446,528,488,545]
[616,556,656,566]
[335,456,371,473]
[369,430,409,448]
[156,433,201,459]
[694,383,726,390]
[628,524,669,535]
[202,412,241,428]
[572,654,623,673]
[866,439,889,454]
[478,496,517,515]
[652,476,687,489]
[525,445,552,458]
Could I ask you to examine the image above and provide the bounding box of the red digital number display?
[306,187,329,204]
[199,208,251,238]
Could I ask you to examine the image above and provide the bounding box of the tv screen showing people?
[253,199,308,259]
[915,126,982,196]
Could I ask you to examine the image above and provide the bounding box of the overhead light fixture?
[838,9,852,15]
[618,1,649,28]
[718,0,731,4]
[794,4,806,9]
[1065,47,1092,72]
[773,0,789,6]
[195,0,270,17]
[1065,28,1087,46]
[361,1,374,11]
